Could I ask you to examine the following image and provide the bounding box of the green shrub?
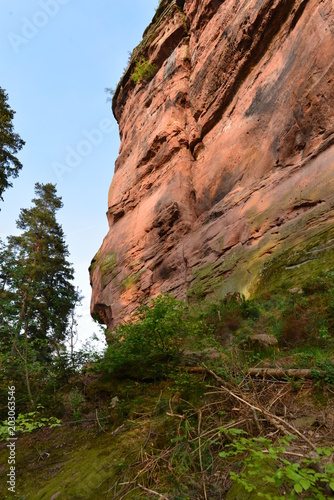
[197,296,260,346]
[311,360,334,385]
[240,298,261,319]
[131,57,158,84]
[68,388,85,420]
[303,269,334,295]
[0,405,61,441]
[169,366,206,399]
[100,295,197,380]
[220,429,334,499]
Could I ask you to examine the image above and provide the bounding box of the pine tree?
[0,87,25,203]
[0,183,80,405]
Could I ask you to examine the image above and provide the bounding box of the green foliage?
[220,429,334,499]
[311,360,334,386]
[131,57,157,84]
[50,351,95,389]
[68,388,85,421]
[104,87,115,103]
[240,298,261,319]
[318,326,332,344]
[169,366,205,399]
[0,183,81,405]
[0,405,61,441]
[303,269,334,296]
[101,294,198,380]
[1,183,80,357]
[0,87,25,203]
[196,295,261,349]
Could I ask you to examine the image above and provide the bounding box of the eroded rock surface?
[90,0,334,328]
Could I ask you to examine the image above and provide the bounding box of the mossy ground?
[0,380,175,499]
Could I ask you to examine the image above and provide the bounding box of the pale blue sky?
[0,0,158,348]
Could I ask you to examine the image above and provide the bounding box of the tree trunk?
[24,315,35,408]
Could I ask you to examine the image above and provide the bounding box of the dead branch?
[203,364,314,382]
[217,382,318,451]
[248,368,314,379]
[198,409,208,500]
[95,408,107,433]
[166,412,184,419]
[186,366,207,374]
[203,364,230,386]
[252,408,262,433]
[110,424,125,437]
[138,484,169,499]
[267,386,291,411]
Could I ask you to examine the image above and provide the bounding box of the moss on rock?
[99,252,118,286]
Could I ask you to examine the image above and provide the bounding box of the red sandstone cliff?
[90,0,334,328]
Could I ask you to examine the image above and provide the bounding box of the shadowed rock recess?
[90,0,334,329]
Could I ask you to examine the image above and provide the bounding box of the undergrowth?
[2,267,334,498]
[220,430,334,499]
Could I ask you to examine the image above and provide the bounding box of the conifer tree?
[0,87,25,203]
[0,183,80,405]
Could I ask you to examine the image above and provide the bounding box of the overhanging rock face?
[90,0,334,329]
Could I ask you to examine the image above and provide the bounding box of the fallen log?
[186,366,207,374]
[248,368,313,379]
[187,366,314,379]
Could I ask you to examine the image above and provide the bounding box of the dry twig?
[198,409,208,500]
[138,484,169,499]
[213,374,318,452]
[95,408,107,433]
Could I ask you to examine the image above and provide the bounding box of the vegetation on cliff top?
[131,57,158,85]
[111,0,187,117]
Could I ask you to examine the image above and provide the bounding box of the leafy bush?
[68,388,85,420]
[240,298,261,319]
[0,405,61,441]
[198,296,261,346]
[131,57,157,84]
[311,360,334,386]
[169,366,206,399]
[220,429,334,499]
[279,310,310,347]
[303,269,334,295]
[100,295,197,380]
